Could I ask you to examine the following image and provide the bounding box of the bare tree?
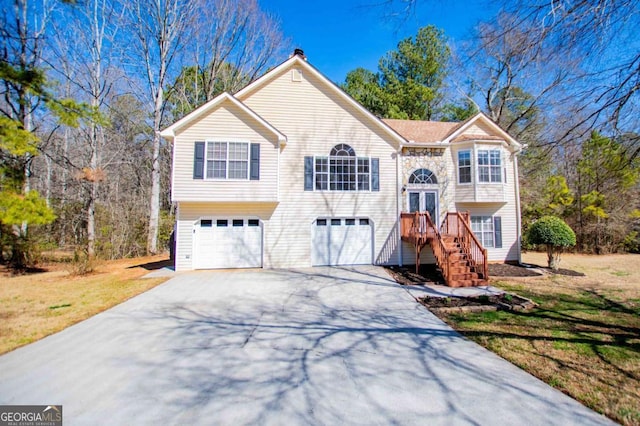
[43,0,124,257]
[385,0,640,153]
[458,12,582,146]
[129,0,287,255]
[166,0,288,121]
[126,0,194,255]
[188,0,287,104]
[489,0,640,153]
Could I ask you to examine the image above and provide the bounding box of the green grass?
[438,280,640,425]
[48,303,72,310]
[611,270,631,277]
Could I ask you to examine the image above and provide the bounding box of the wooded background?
[1,0,638,268]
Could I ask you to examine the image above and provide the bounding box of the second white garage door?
[311,218,373,266]
[193,218,262,269]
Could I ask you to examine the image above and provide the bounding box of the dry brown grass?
[0,255,170,355]
[439,252,640,425]
[521,251,640,297]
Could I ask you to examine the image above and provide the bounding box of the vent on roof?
[291,68,303,82]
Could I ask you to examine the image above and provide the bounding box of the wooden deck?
[400,211,489,287]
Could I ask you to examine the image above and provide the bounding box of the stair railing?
[400,211,461,284]
[427,213,453,285]
[441,211,488,281]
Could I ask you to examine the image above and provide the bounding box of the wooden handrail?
[444,211,489,281]
[400,210,488,285]
[400,211,454,282]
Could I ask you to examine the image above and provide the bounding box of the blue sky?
[260,0,496,83]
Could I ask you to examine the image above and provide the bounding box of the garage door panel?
[194,218,262,269]
[311,218,372,266]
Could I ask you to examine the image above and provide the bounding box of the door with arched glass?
[407,169,439,224]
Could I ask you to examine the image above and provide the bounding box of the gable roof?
[384,112,522,151]
[234,55,407,147]
[383,119,458,143]
[442,112,521,149]
[159,92,287,145]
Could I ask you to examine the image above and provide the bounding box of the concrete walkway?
[0,266,612,425]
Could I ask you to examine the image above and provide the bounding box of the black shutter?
[193,141,205,179]
[371,158,380,191]
[304,156,313,191]
[494,216,502,248]
[250,143,260,180]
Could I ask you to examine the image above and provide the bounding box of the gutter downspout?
[513,151,523,264]
[397,148,403,267]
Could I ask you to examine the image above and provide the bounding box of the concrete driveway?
[0,266,611,425]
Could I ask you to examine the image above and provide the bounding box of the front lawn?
[0,255,170,355]
[437,252,640,425]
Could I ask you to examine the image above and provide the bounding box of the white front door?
[408,191,439,223]
[193,218,262,269]
[311,218,373,266]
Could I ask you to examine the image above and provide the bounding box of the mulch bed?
[545,267,585,276]
[489,263,542,277]
[491,262,585,277]
[385,263,545,285]
[419,293,537,313]
[385,262,582,285]
[384,266,538,314]
[385,265,445,286]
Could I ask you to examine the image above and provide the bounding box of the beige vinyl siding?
[457,202,519,262]
[172,101,279,202]
[240,65,402,268]
[175,202,277,271]
[475,185,506,202]
[461,121,494,137]
[454,185,475,203]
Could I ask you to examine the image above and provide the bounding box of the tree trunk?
[87,124,98,258]
[147,87,163,255]
[60,126,69,247]
[147,131,161,255]
[547,245,561,270]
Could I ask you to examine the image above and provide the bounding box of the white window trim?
[314,217,373,226]
[457,149,473,185]
[471,215,495,248]
[194,216,262,228]
[312,154,373,192]
[204,140,250,181]
[476,148,503,184]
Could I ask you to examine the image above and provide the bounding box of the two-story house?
[160,50,523,287]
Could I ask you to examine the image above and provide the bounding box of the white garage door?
[311,218,373,266]
[193,218,262,269]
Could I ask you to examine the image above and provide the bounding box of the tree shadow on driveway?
[108,267,610,425]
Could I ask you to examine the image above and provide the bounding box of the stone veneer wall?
[401,147,454,225]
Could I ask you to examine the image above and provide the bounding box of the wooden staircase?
[400,211,489,287]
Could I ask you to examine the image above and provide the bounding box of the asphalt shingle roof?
[382,119,460,143]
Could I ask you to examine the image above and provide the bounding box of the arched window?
[409,169,437,184]
[330,144,355,157]
[313,144,371,191]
